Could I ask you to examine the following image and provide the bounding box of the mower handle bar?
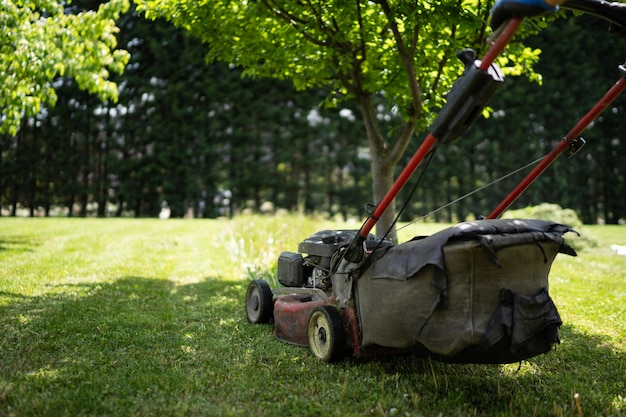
[342,18,522,263]
[344,2,626,263]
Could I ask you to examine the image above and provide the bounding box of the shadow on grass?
[1,276,623,416]
[396,326,624,416]
[0,235,41,252]
[342,326,624,417]
[0,276,252,416]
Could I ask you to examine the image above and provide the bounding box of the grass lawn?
[0,216,624,416]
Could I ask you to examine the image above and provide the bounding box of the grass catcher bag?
[355,219,576,364]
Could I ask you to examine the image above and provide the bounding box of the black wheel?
[245,280,273,324]
[307,305,346,363]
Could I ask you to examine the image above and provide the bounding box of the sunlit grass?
[0,216,624,416]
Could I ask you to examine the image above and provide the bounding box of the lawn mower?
[245,2,626,363]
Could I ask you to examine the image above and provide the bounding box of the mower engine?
[277,230,392,290]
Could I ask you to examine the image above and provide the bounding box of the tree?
[135,0,546,241]
[0,0,130,136]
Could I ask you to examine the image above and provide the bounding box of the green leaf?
[0,0,130,135]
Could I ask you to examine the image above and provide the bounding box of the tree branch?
[373,0,422,164]
[260,0,329,47]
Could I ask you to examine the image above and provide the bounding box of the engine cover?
[298,229,391,258]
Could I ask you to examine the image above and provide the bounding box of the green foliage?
[503,203,599,251]
[0,0,130,135]
[135,0,546,129]
[0,216,624,416]
[2,7,624,226]
[503,203,584,228]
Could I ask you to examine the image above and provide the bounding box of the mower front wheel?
[307,306,346,363]
[245,280,273,324]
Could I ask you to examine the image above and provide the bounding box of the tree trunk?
[357,95,417,244]
[370,155,397,242]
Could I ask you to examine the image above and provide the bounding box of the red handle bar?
[357,18,522,239]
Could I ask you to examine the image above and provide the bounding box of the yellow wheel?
[307,306,346,362]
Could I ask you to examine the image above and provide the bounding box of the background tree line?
[1,4,625,223]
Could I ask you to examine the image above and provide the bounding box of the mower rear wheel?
[245,280,273,324]
[307,306,346,363]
